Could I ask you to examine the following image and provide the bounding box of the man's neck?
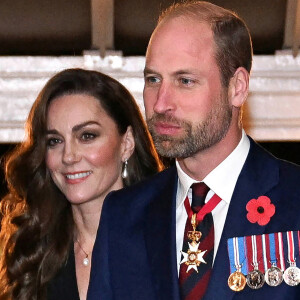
[177,128,243,181]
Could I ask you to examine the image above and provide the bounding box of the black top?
[47,245,80,300]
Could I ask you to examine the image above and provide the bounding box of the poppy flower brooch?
[246,196,275,226]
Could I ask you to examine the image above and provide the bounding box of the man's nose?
[153,82,175,114]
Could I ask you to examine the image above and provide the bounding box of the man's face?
[143,17,232,158]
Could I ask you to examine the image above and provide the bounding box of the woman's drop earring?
[122,159,128,179]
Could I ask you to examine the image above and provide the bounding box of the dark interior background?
[115,0,287,55]
[0,0,91,55]
[0,0,287,56]
[0,0,298,198]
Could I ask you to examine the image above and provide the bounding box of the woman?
[0,68,163,300]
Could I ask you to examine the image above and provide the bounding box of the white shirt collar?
[176,130,250,208]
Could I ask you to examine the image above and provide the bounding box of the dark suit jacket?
[88,139,300,300]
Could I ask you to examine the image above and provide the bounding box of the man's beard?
[146,94,232,159]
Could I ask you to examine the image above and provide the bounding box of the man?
[88,2,300,299]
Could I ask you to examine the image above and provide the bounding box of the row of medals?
[228,262,300,291]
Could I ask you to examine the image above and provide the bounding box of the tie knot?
[191,182,209,213]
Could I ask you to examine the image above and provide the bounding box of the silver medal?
[265,265,283,287]
[283,265,300,286]
[246,269,265,289]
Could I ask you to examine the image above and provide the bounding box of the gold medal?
[180,213,207,273]
[228,271,246,291]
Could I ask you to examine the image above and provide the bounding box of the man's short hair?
[157,1,253,87]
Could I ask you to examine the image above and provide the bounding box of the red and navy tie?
[179,182,214,300]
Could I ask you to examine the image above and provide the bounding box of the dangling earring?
[122,159,128,179]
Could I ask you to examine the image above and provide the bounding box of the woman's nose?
[62,142,81,165]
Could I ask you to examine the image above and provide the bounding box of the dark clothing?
[48,245,80,300]
[88,138,300,300]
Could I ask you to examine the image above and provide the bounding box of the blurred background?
[0,0,296,56]
[0,0,300,198]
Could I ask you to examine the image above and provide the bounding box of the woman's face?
[45,93,130,206]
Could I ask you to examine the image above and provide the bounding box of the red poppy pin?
[246,196,275,226]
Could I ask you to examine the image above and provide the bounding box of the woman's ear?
[121,126,135,162]
[228,67,249,108]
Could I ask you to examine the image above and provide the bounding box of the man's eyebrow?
[174,69,201,75]
[144,68,200,77]
[143,67,158,76]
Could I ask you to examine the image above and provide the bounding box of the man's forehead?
[146,17,215,64]
[147,17,213,51]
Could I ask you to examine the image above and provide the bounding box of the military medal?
[265,232,284,286]
[180,193,222,273]
[228,270,247,291]
[247,269,265,289]
[180,214,207,272]
[265,265,284,286]
[283,231,300,286]
[227,237,247,291]
[246,235,264,289]
[283,265,300,286]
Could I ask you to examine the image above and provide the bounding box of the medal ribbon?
[262,234,270,272]
[227,237,247,274]
[268,233,277,265]
[275,232,285,271]
[255,235,264,272]
[287,231,296,265]
[298,230,300,259]
[298,231,300,259]
[251,235,259,269]
[184,193,222,223]
[293,231,299,267]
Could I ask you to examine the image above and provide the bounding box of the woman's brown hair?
[0,68,162,299]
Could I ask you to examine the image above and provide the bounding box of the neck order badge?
[180,193,222,272]
[179,183,222,300]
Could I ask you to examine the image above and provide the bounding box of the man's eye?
[145,76,160,84]
[180,78,194,85]
[47,138,61,147]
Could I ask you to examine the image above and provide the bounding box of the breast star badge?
[180,242,207,273]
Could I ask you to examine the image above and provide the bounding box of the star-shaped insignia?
[180,242,207,273]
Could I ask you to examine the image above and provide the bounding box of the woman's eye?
[81,133,97,141]
[47,137,61,147]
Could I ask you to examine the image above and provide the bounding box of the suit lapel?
[144,166,181,300]
[204,139,280,300]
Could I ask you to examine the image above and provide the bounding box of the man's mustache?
[147,113,186,127]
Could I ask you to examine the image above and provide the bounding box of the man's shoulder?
[249,137,300,169]
[249,138,300,185]
[105,165,177,205]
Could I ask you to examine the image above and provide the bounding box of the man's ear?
[121,126,135,162]
[228,67,249,108]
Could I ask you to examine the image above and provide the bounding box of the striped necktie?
[179,182,214,300]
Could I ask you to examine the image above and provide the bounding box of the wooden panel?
[0,0,91,55]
